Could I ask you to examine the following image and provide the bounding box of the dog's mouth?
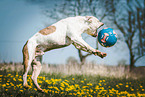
[92,23,104,37]
[92,30,98,37]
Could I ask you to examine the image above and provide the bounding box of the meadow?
[0,62,145,97]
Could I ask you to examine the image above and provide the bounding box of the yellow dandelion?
[131,88,134,91]
[54,87,59,91]
[58,79,61,81]
[95,85,99,90]
[53,82,56,85]
[119,83,123,85]
[63,81,69,86]
[90,89,93,93]
[20,90,23,92]
[77,91,81,95]
[142,89,144,91]
[6,83,9,86]
[19,83,22,86]
[52,90,55,93]
[73,93,77,96]
[137,93,145,97]
[99,83,102,86]
[81,81,84,83]
[125,85,129,88]
[83,86,88,88]
[87,83,92,86]
[61,92,64,94]
[2,84,6,87]
[18,79,23,82]
[38,81,42,83]
[128,94,136,97]
[13,78,16,81]
[60,87,64,90]
[140,85,143,88]
[42,77,45,80]
[5,89,8,91]
[34,88,37,91]
[48,86,53,89]
[88,94,93,97]
[10,82,15,86]
[29,86,32,89]
[75,84,79,87]
[65,80,69,82]
[16,75,18,77]
[43,89,47,93]
[72,78,75,80]
[0,75,3,77]
[116,85,119,88]
[45,80,49,83]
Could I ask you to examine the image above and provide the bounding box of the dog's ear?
[86,16,93,23]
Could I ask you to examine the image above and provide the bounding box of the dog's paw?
[23,84,29,89]
[100,52,107,58]
[94,50,107,58]
[37,88,45,93]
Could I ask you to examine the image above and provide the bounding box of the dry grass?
[0,62,145,79]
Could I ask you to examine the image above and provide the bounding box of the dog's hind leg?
[31,55,44,92]
[22,40,36,88]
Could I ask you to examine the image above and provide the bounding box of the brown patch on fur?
[22,41,29,72]
[39,26,56,35]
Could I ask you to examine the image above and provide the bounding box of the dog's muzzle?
[92,23,105,37]
[92,31,98,37]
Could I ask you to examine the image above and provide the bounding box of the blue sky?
[0,0,138,66]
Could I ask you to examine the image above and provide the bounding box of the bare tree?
[103,0,145,70]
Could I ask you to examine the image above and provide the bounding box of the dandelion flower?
[5,89,8,91]
[125,85,129,88]
[0,75,3,77]
[20,90,23,92]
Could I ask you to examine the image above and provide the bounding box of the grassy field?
[0,69,145,97]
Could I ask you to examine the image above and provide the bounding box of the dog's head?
[85,16,104,37]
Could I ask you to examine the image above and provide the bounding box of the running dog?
[22,16,107,92]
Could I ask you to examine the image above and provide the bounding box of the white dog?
[22,16,107,92]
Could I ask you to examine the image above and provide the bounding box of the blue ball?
[98,28,117,47]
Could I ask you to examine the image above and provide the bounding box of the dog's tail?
[22,41,29,72]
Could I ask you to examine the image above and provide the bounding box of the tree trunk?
[130,50,135,71]
[126,41,135,71]
[78,49,91,68]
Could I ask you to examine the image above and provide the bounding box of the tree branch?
[134,55,145,63]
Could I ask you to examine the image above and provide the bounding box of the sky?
[0,0,143,66]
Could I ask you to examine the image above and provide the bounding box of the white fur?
[22,16,106,92]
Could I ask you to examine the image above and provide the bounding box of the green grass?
[0,70,145,97]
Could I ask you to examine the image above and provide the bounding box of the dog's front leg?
[72,36,107,58]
